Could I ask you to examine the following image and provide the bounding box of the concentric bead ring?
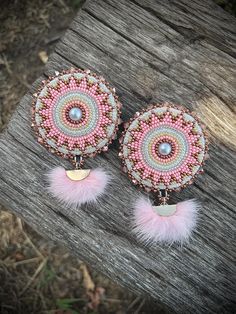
[120,105,207,190]
[33,69,121,158]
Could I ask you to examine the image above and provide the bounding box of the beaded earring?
[119,103,209,245]
[32,68,121,206]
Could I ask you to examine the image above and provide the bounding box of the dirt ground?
[0,0,235,313]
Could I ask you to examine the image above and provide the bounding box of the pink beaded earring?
[32,68,121,206]
[119,103,209,245]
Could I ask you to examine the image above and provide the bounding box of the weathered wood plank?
[0,0,236,312]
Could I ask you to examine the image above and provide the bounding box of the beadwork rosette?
[32,69,121,159]
[32,68,121,207]
[120,104,208,192]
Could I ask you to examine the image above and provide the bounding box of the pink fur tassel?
[133,197,199,245]
[46,167,110,206]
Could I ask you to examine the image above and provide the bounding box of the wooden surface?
[1,0,236,312]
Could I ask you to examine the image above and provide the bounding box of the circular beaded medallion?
[120,104,208,191]
[32,69,121,159]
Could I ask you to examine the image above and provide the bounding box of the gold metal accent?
[153,204,177,217]
[66,169,91,181]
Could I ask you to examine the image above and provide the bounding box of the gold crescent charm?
[153,204,177,217]
[66,169,91,181]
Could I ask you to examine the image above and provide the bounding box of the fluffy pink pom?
[46,167,110,206]
[133,197,199,245]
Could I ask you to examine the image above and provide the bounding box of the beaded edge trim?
[31,68,122,163]
[119,102,209,193]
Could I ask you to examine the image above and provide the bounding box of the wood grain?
[0,0,236,312]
